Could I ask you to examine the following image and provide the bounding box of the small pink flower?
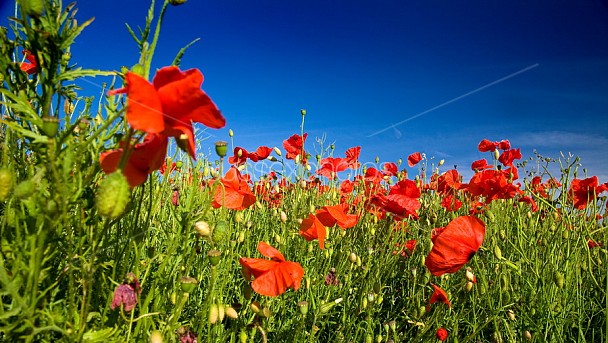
[111,273,141,312]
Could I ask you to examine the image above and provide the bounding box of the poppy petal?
[425,216,485,276]
[124,72,165,134]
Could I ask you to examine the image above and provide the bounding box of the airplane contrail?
[367,63,540,138]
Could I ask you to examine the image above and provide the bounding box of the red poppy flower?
[211,167,256,210]
[498,148,522,167]
[100,133,168,187]
[407,152,423,167]
[436,328,449,341]
[427,284,451,311]
[109,66,225,158]
[364,167,386,183]
[283,133,308,164]
[248,146,273,162]
[425,216,486,276]
[315,204,358,229]
[518,196,538,212]
[441,194,462,212]
[463,169,521,203]
[436,169,461,195]
[567,176,608,210]
[239,241,305,297]
[299,214,327,249]
[20,50,38,75]
[471,159,492,172]
[588,239,603,249]
[317,157,349,179]
[345,146,361,169]
[228,147,249,166]
[383,162,399,177]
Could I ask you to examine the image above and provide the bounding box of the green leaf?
[172,38,200,67]
[82,327,118,342]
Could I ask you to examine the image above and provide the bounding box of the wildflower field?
[0,1,607,342]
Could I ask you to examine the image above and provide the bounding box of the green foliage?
[0,0,607,342]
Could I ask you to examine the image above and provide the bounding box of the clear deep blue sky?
[2,1,608,181]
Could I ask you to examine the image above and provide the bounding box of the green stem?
[143,0,170,80]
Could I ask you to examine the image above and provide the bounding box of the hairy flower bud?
[0,168,15,201]
[169,0,187,5]
[96,172,131,219]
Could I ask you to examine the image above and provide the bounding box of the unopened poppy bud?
[297,301,309,315]
[493,149,500,161]
[348,252,357,264]
[213,220,229,243]
[249,301,261,313]
[300,109,307,116]
[356,255,362,266]
[273,147,282,156]
[553,271,564,288]
[507,309,516,321]
[41,116,60,137]
[524,331,532,341]
[207,249,221,266]
[194,221,212,237]
[61,52,71,66]
[150,330,163,343]
[237,149,243,158]
[225,306,238,319]
[494,245,503,260]
[361,296,368,309]
[208,304,219,324]
[465,268,476,282]
[176,134,190,154]
[130,63,145,77]
[375,156,379,164]
[63,100,75,116]
[295,154,301,164]
[306,164,311,171]
[96,172,131,219]
[0,167,15,201]
[217,303,225,321]
[465,281,474,292]
[438,159,445,166]
[169,0,187,5]
[239,329,248,343]
[175,161,183,169]
[180,277,198,293]
[367,293,375,303]
[319,298,342,314]
[228,129,234,137]
[388,320,396,332]
[243,283,253,300]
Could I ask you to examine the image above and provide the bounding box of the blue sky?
[3,1,608,181]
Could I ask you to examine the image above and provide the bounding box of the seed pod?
[96,172,131,219]
[0,167,15,201]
